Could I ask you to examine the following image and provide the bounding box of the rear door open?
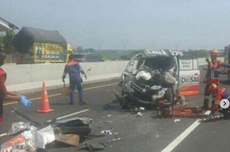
[177,56,200,96]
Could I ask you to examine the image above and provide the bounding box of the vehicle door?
[177,56,200,96]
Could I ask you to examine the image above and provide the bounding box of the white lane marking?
[161,111,211,152]
[47,109,89,121]
[0,109,89,138]
[0,133,7,138]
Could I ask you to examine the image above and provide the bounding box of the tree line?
[0,31,222,60]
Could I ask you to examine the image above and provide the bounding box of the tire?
[116,89,129,109]
[164,87,174,103]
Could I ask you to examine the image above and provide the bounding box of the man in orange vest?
[0,52,31,124]
[207,83,230,119]
[203,50,230,109]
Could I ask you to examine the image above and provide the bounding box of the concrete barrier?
[2,57,225,94]
[3,61,129,94]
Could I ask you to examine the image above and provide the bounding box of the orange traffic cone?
[37,82,54,113]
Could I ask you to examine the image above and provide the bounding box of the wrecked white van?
[117,50,200,108]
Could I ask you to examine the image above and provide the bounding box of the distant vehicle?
[13,27,73,64]
[72,54,104,62]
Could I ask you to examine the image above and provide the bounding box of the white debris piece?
[137,112,143,117]
[8,122,37,135]
[156,135,159,138]
[136,71,152,80]
[100,130,113,135]
[139,107,145,111]
[34,125,55,149]
[174,119,180,123]
[107,114,112,117]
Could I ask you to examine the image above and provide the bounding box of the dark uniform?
[62,59,86,104]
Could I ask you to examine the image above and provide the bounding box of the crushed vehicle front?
[119,50,177,108]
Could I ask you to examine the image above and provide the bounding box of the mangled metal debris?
[106,138,123,143]
[76,142,106,151]
[1,108,123,152]
[0,108,93,152]
[55,134,80,146]
[34,125,55,149]
[115,50,177,109]
[100,130,113,135]
[199,114,224,122]
[8,122,36,135]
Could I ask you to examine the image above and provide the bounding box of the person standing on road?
[0,52,31,124]
[202,50,230,109]
[62,55,87,105]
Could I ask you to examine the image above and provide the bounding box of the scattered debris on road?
[106,138,123,143]
[199,114,224,122]
[76,142,106,151]
[139,107,145,111]
[100,130,113,135]
[1,107,93,152]
[137,112,143,117]
[174,119,180,123]
[2,107,124,152]
[55,134,80,146]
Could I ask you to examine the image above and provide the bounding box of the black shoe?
[69,102,74,105]
[202,99,209,110]
[79,101,87,105]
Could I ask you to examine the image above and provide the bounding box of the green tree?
[0,31,16,54]
[75,46,83,53]
[183,49,208,58]
[120,55,130,60]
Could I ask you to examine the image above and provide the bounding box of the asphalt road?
[1,67,230,152]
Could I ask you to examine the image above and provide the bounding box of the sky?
[1,0,230,50]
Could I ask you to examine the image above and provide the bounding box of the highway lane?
[0,67,230,152]
[172,69,230,152]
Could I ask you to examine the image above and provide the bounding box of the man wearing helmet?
[208,84,230,119]
[202,49,230,109]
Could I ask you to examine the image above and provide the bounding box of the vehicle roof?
[13,27,67,53]
[141,50,173,58]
